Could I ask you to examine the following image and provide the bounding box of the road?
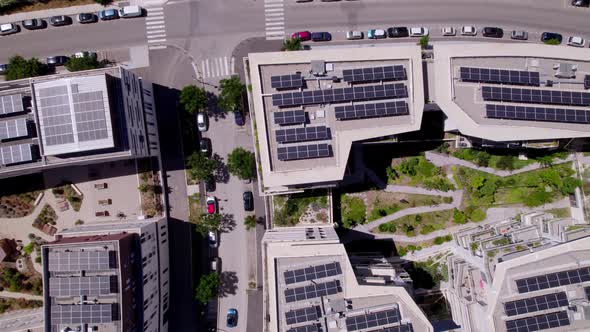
[0,308,43,332]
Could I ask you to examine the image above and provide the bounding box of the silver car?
[346,30,363,40]
[511,30,528,40]
[0,23,19,36]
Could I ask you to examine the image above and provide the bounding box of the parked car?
[441,27,456,36]
[120,5,144,18]
[482,27,503,38]
[409,27,429,37]
[206,196,217,214]
[200,137,211,156]
[207,231,218,248]
[210,257,220,272]
[0,64,7,75]
[234,110,245,126]
[0,23,19,36]
[368,29,386,39]
[74,51,97,59]
[346,30,363,40]
[291,31,311,41]
[226,308,238,328]
[311,31,331,42]
[77,13,98,24]
[205,177,216,192]
[22,19,45,30]
[541,32,563,44]
[46,56,69,66]
[567,36,585,47]
[387,27,409,38]
[49,15,72,27]
[243,191,254,211]
[98,9,119,21]
[511,30,528,40]
[197,113,208,132]
[572,0,590,6]
[461,26,477,36]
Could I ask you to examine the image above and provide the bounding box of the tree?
[244,215,257,230]
[191,213,221,236]
[453,209,467,224]
[186,151,216,182]
[65,56,102,72]
[180,85,208,114]
[496,155,515,170]
[559,177,582,195]
[419,35,429,49]
[95,0,113,5]
[227,148,256,180]
[5,56,46,81]
[218,76,245,112]
[195,273,220,304]
[282,37,302,51]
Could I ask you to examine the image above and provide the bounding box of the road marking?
[147,29,166,35]
[224,56,229,76]
[146,24,165,30]
[145,15,164,21]
[266,21,284,26]
[148,45,168,50]
[148,38,167,43]
[266,30,285,36]
[266,26,284,31]
[199,57,236,79]
[230,57,235,76]
[264,0,285,40]
[146,20,165,25]
[265,7,284,12]
[146,33,167,38]
[145,6,168,51]
[266,35,285,40]
[265,3,284,7]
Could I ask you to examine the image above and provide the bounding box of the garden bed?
[387,156,455,192]
[0,191,42,218]
[52,183,83,212]
[365,191,452,222]
[450,148,568,170]
[374,210,454,237]
[273,190,329,227]
[32,204,57,233]
[138,159,164,218]
[0,266,43,296]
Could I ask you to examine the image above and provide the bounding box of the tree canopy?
[282,38,302,51]
[218,76,245,112]
[227,147,256,180]
[195,272,220,304]
[191,213,221,236]
[244,215,257,231]
[180,85,208,114]
[65,56,102,72]
[5,56,46,81]
[185,151,216,182]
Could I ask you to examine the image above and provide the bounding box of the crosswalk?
[264,0,285,40]
[198,57,236,80]
[145,7,167,50]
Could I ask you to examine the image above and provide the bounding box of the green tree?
[227,147,256,180]
[186,151,216,182]
[191,213,221,236]
[496,155,515,170]
[5,56,46,81]
[524,188,552,207]
[218,76,245,112]
[419,35,429,49]
[453,209,467,224]
[559,177,582,195]
[400,157,419,176]
[180,85,208,114]
[65,56,102,72]
[536,155,554,168]
[282,37,302,51]
[195,272,220,304]
[244,215,257,230]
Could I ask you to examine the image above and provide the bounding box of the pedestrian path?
[198,56,236,79]
[145,6,167,50]
[264,0,285,41]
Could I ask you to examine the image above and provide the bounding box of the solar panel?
[0,94,24,116]
[504,292,568,317]
[72,90,108,143]
[272,84,407,107]
[486,104,590,124]
[0,118,28,140]
[0,143,34,165]
[505,311,570,332]
[481,86,590,107]
[47,251,114,272]
[285,306,320,325]
[274,110,306,126]
[585,75,590,90]
[275,126,330,144]
[343,65,406,83]
[284,262,342,285]
[335,101,409,121]
[277,143,331,161]
[515,266,590,293]
[49,276,116,297]
[286,324,320,332]
[37,85,75,146]
[373,324,413,332]
[284,280,340,303]
[271,74,304,89]
[460,67,540,86]
[50,304,114,324]
[345,308,401,331]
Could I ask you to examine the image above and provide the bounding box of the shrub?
[453,209,467,224]
[524,188,552,207]
[341,196,366,228]
[65,56,102,72]
[5,56,46,81]
[378,223,396,233]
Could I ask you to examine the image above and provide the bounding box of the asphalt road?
[0,308,43,332]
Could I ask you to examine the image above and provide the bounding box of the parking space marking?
[145,7,168,50]
[265,0,285,40]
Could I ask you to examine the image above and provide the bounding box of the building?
[443,212,590,332]
[262,226,433,332]
[0,66,159,179]
[247,45,425,195]
[41,217,169,332]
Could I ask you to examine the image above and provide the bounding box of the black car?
[572,0,590,7]
[387,27,409,38]
[46,56,69,66]
[0,64,7,75]
[541,32,563,44]
[205,177,216,192]
[77,13,98,24]
[311,32,332,42]
[243,191,254,211]
[234,110,245,126]
[482,27,503,38]
[200,137,211,156]
[49,15,72,27]
[22,19,45,30]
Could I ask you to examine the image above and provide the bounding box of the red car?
[206,196,217,214]
[291,31,311,41]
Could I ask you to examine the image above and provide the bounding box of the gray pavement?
[0,308,43,332]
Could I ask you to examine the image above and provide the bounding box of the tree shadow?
[206,92,227,121]
[219,213,236,233]
[212,154,230,184]
[219,271,239,297]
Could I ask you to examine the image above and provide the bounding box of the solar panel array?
[49,276,115,297]
[335,101,408,121]
[277,143,331,161]
[72,90,108,142]
[486,104,590,124]
[515,266,590,293]
[345,308,401,331]
[0,143,33,165]
[272,84,407,107]
[0,94,24,116]
[274,110,306,125]
[286,324,320,332]
[284,280,340,303]
[47,251,113,272]
[505,311,570,332]
[271,74,304,89]
[504,292,568,317]
[37,85,75,146]
[284,262,342,285]
[343,65,406,83]
[460,67,540,86]
[482,86,590,107]
[0,118,28,140]
[276,126,330,144]
[585,75,590,90]
[51,304,114,324]
[285,306,320,325]
[376,324,413,332]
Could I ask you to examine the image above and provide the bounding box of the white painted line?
[265,12,284,17]
[265,7,284,12]
[147,29,166,35]
[147,34,167,38]
[266,30,285,36]
[148,8,164,14]
[266,21,284,26]
[265,16,284,21]
[230,57,235,75]
[266,26,284,31]
[266,35,285,40]
[145,15,164,21]
[201,61,206,79]
[265,3,284,8]
[149,45,168,50]
[148,38,167,43]
[146,25,166,30]
[224,56,229,76]
[146,20,165,25]
[205,59,211,78]
[216,58,222,77]
[265,0,284,3]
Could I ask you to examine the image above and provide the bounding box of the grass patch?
[340,195,366,228]
[451,148,568,170]
[546,208,571,218]
[273,190,328,227]
[188,193,201,218]
[387,156,455,191]
[375,210,453,237]
[366,191,451,222]
[0,297,43,314]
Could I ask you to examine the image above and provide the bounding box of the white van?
[119,5,143,18]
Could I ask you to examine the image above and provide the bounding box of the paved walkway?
[0,291,43,301]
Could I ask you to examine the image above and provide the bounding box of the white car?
[74,51,97,59]
[461,26,477,36]
[207,231,218,248]
[367,29,386,39]
[442,27,456,36]
[119,5,143,18]
[197,113,208,132]
[567,36,585,47]
[0,23,19,36]
[409,27,429,37]
[346,30,363,40]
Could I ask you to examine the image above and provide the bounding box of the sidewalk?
[0,4,115,24]
[0,291,43,301]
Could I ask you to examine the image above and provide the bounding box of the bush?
[433,235,453,245]
[453,209,467,224]
[468,208,486,222]
[194,273,220,304]
[378,223,396,233]
[65,56,102,72]
[559,177,582,195]
[524,188,552,207]
[227,148,256,180]
[282,38,302,51]
[5,56,46,81]
[22,242,34,255]
[496,155,515,170]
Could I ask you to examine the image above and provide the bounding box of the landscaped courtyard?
[272,190,330,226]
